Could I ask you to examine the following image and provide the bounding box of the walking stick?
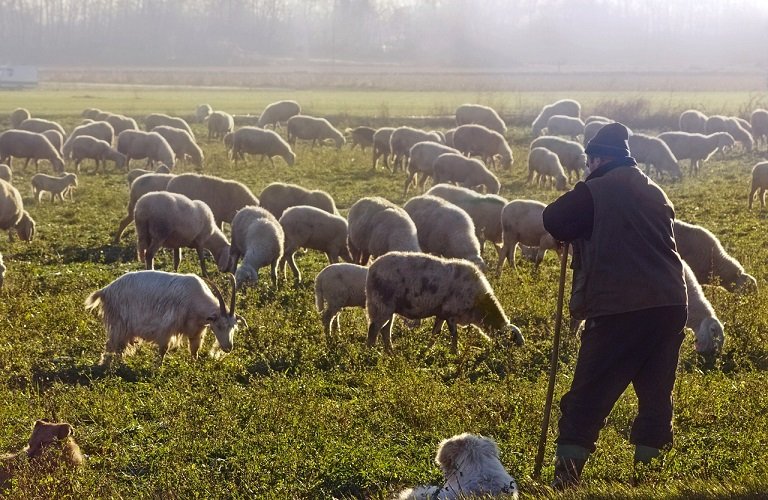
[533,241,570,480]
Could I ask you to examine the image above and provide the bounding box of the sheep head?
[203,274,242,353]
[26,420,73,459]
[16,211,36,242]
[694,317,724,355]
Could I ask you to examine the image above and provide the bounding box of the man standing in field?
[542,122,688,489]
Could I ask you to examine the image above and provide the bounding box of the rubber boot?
[632,445,662,485]
[551,445,589,490]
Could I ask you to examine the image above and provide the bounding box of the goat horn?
[203,277,227,314]
[228,273,237,315]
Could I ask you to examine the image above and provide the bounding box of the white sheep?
[682,259,725,356]
[532,99,581,136]
[545,114,585,140]
[85,270,241,364]
[230,127,295,167]
[134,191,231,277]
[372,127,395,171]
[286,115,345,149]
[279,205,353,285]
[207,111,234,141]
[116,130,175,170]
[455,104,507,134]
[432,153,500,194]
[30,172,78,203]
[125,165,172,185]
[0,179,35,241]
[70,136,127,173]
[42,130,63,155]
[530,136,587,182]
[674,219,757,292]
[365,251,524,353]
[679,109,708,133]
[444,128,456,148]
[527,147,568,191]
[628,133,682,180]
[195,104,213,123]
[452,124,513,170]
[0,129,65,173]
[166,173,260,229]
[346,126,376,151]
[228,206,284,287]
[259,182,337,219]
[346,196,421,265]
[496,199,558,275]
[18,118,66,137]
[582,120,610,148]
[706,115,754,152]
[657,131,735,176]
[257,100,301,129]
[105,113,139,136]
[389,127,444,172]
[0,164,12,183]
[584,115,611,124]
[314,263,368,338]
[150,125,203,169]
[404,141,459,197]
[62,121,115,159]
[750,109,768,150]
[749,161,768,209]
[113,173,176,243]
[9,108,30,129]
[144,113,194,138]
[404,194,485,269]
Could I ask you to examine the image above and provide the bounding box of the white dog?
[398,433,519,499]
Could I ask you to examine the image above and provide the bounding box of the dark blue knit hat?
[585,122,631,158]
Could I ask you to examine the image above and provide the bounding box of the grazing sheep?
[228,206,284,287]
[346,196,420,265]
[749,161,768,209]
[116,130,175,170]
[584,115,611,125]
[346,126,376,151]
[286,115,345,149]
[42,129,63,155]
[682,260,725,356]
[455,104,507,134]
[0,420,84,489]
[0,129,65,173]
[750,109,768,150]
[230,127,295,167]
[259,182,337,219]
[314,263,368,338]
[372,127,395,171]
[657,131,735,175]
[679,109,708,133]
[496,199,558,275]
[196,104,213,123]
[62,121,115,159]
[674,219,757,292]
[113,173,176,243]
[134,191,231,276]
[207,111,235,141]
[530,136,587,182]
[125,164,172,185]
[166,173,259,229]
[144,113,194,138]
[583,120,610,148]
[81,108,102,120]
[9,108,30,129]
[365,252,524,352]
[432,153,500,194]
[150,125,204,169]
[705,116,754,152]
[404,194,485,269]
[390,127,444,172]
[18,118,66,137]
[0,179,35,241]
[0,164,12,183]
[404,141,459,197]
[527,147,568,190]
[70,136,127,173]
[443,128,456,148]
[85,270,240,364]
[105,113,139,136]
[532,99,581,136]
[257,100,301,129]
[278,206,352,284]
[31,172,78,203]
[545,114,585,140]
[452,124,513,170]
[628,133,682,180]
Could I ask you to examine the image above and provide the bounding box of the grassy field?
[0,87,767,498]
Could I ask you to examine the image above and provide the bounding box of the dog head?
[435,433,501,475]
[26,420,74,459]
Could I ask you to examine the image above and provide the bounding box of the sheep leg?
[195,247,209,277]
[188,332,203,359]
[285,251,301,285]
[173,248,183,272]
[447,320,459,353]
[371,149,379,170]
[761,188,766,209]
[114,215,133,244]
[424,318,445,351]
[270,262,278,287]
[143,238,164,270]
[380,318,395,353]
[322,308,337,339]
[749,186,757,209]
[403,172,416,198]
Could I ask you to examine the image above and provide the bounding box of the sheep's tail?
[314,283,324,313]
[84,289,104,314]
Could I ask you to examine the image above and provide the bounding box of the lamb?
[31,172,78,203]
[70,136,127,173]
[196,104,213,123]
[278,205,352,284]
[125,164,172,185]
[166,173,260,228]
[85,270,240,364]
[432,153,500,194]
[682,260,725,356]
[532,99,581,136]
[346,126,376,151]
[113,173,175,243]
[365,252,524,353]
[207,111,234,141]
[0,179,35,241]
[259,182,337,219]
[62,121,115,159]
[116,130,175,170]
[628,133,682,180]
[679,109,708,133]
[257,100,301,129]
[144,113,194,138]
[404,194,485,269]
[657,131,735,176]
[530,136,587,182]
[0,129,65,173]
[134,191,231,276]
[42,130,63,155]
[228,206,284,287]
[496,199,558,275]
[150,125,204,169]
[347,197,421,264]
[527,147,568,190]
[404,141,459,197]
[455,104,507,134]
[9,108,30,129]
[104,113,139,136]
[286,115,345,149]
[674,219,757,292]
[452,124,513,170]
[0,164,11,183]
[749,161,768,209]
[750,109,768,150]
[545,114,585,140]
[389,127,444,172]
[371,127,395,171]
[230,127,295,167]
[314,263,368,338]
[18,118,66,137]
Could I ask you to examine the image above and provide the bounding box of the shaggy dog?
[398,433,518,499]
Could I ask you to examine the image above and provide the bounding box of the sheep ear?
[57,424,73,439]
[236,314,248,329]
[34,419,46,428]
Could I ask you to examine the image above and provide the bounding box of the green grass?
[0,87,767,498]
